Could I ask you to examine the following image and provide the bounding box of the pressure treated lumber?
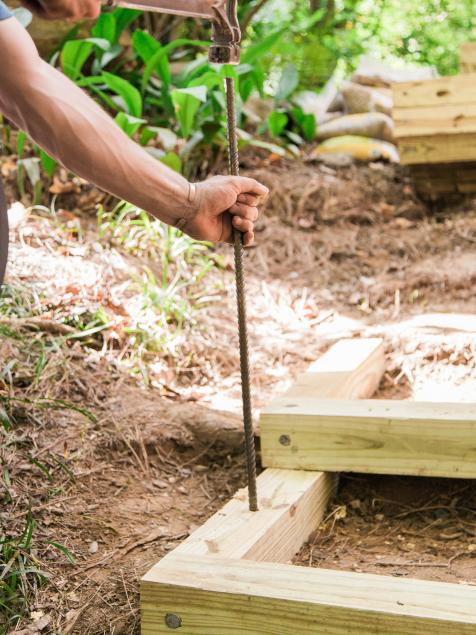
[285,337,385,400]
[460,43,476,73]
[261,398,476,477]
[141,555,476,635]
[397,133,476,165]
[409,163,476,195]
[393,104,476,138]
[393,74,476,166]
[393,74,476,110]
[162,467,336,564]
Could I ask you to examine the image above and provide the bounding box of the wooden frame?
[393,74,476,167]
[141,338,476,633]
[460,43,476,74]
[261,398,476,477]
[261,339,476,478]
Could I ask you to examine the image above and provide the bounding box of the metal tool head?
[106,0,241,63]
[209,0,241,64]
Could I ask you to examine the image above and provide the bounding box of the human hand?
[184,175,268,246]
[20,0,100,20]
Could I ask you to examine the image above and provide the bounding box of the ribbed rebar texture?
[0,180,8,286]
[225,76,258,512]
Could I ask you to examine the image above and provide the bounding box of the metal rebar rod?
[225,76,258,512]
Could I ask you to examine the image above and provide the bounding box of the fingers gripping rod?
[107,0,258,511]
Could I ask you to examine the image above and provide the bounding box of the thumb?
[230,176,269,199]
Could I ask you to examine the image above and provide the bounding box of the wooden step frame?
[141,338,476,633]
[260,338,476,478]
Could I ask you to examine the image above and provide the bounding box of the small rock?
[88,541,99,554]
[34,615,51,631]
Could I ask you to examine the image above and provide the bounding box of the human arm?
[0,17,268,244]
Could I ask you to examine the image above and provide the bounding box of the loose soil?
[2,157,476,633]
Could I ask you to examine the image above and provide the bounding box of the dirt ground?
[295,474,476,584]
[2,157,476,633]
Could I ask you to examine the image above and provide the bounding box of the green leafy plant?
[0,517,47,629]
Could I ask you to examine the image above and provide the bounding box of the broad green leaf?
[189,72,222,90]
[175,85,208,103]
[75,77,120,111]
[112,7,142,41]
[171,88,205,138]
[275,64,299,101]
[82,37,110,51]
[133,31,170,88]
[60,40,93,80]
[115,112,146,138]
[92,14,116,44]
[286,130,304,145]
[141,39,207,92]
[147,127,178,151]
[268,111,288,137]
[39,150,57,178]
[219,65,237,79]
[139,127,157,146]
[102,72,142,117]
[76,75,105,86]
[235,63,254,75]
[19,158,41,187]
[292,107,316,141]
[160,152,182,173]
[244,137,287,157]
[251,65,265,97]
[133,30,160,62]
[179,57,209,83]
[241,28,285,65]
[200,121,222,145]
[240,76,255,102]
[301,113,316,142]
[99,43,123,68]
[181,130,204,157]
[16,130,26,158]
[145,147,165,161]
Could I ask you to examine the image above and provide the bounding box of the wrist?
[174,182,200,231]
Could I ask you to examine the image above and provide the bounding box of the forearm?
[0,20,193,225]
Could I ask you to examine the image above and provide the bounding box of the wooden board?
[397,132,476,165]
[141,337,476,633]
[393,103,476,138]
[142,555,476,635]
[162,468,337,564]
[393,74,476,166]
[393,74,476,110]
[285,337,385,400]
[409,162,476,195]
[260,398,476,477]
[460,43,476,73]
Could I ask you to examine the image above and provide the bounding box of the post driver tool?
[107,0,259,511]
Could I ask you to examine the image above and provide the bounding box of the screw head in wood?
[279,434,291,446]
[165,613,182,629]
